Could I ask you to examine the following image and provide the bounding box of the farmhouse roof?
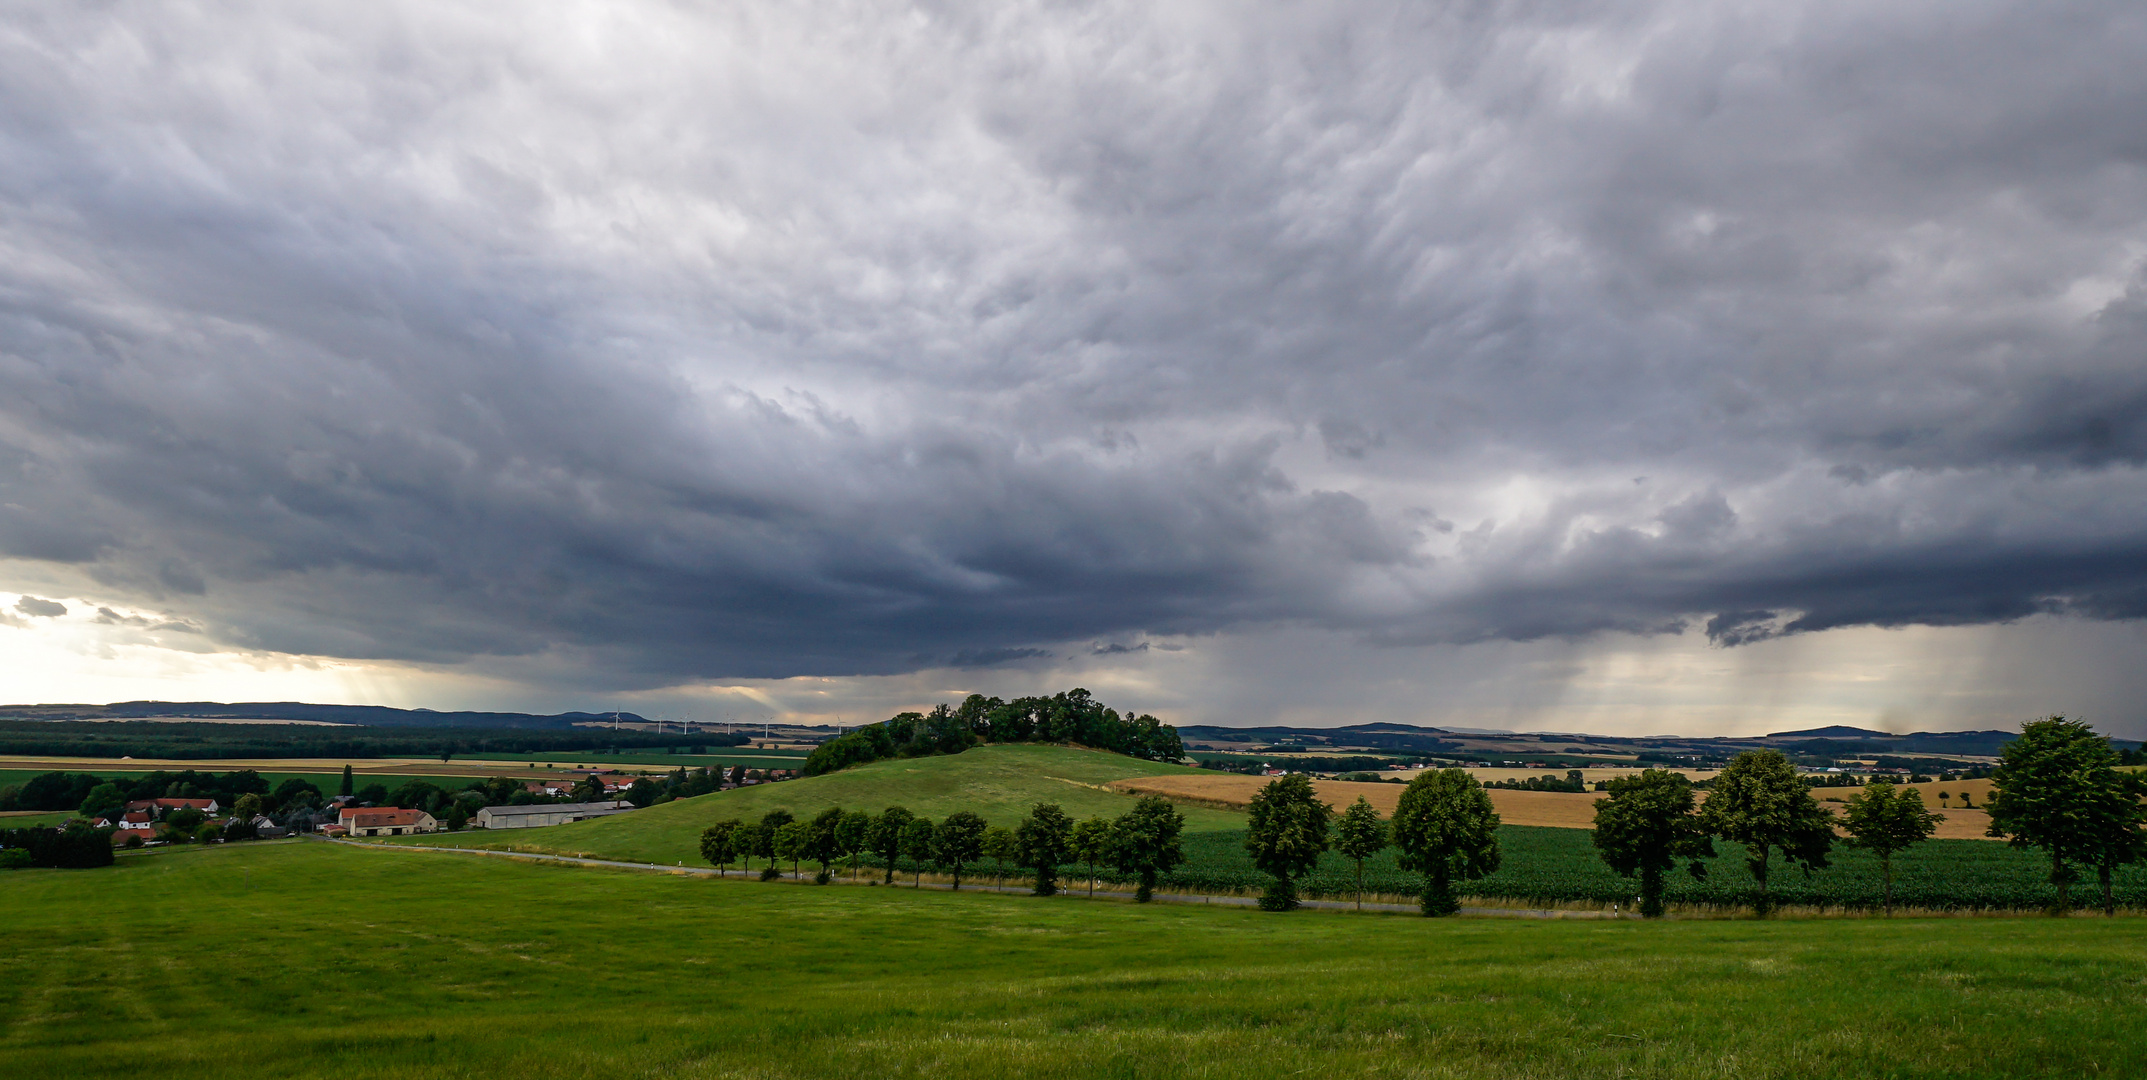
[478,801,633,818]
[345,808,427,828]
[125,798,218,812]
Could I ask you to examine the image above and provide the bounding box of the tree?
[773,821,811,880]
[1840,780,1941,915]
[1332,797,1388,910]
[868,806,915,884]
[339,764,353,798]
[1698,750,1834,917]
[838,810,873,880]
[624,778,662,808]
[1244,774,1331,911]
[1392,769,1501,916]
[1070,816,1113,897]
[934,811,987,890]
[806,807,847,883]
[699,820,744,876]
[982,826,1017,886]
[444,804,469,831]
[1109,796,1187,903]
[1015,803,1073,896]
[389,780,448,814]
[166,806,207,834]
[572,773,608,803]
[1987,716,2144,915]
[1591,769,1714,918]
[78,782,127,820]
[273,777,325,811]
[900,816,936,886]
[231,793,262,820]
[754,809,794,880]
[2085,773,2147,917]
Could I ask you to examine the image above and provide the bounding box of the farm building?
[474,801,637,829]
[342,808,438,837]
[124,797,220,815]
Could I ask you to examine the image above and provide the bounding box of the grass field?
[381,745,2127,911]
[0,811,74,828]
[405,744,1245,865]
[3,841,2145,1079]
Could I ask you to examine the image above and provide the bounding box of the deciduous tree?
[899,816,936,886]
[935,812,987,890]
[773,821,811,880]
[1841,780,1941,915]
[982,826,1017,886]
[838,810,873,880]
[807,807,847,883]
[1110,796,1186,903]
[869,806,915,884]
[1244,775,1330,911]
[77,782,126,820]
[1698,750,1833,916]
[1014,803,1073,896]
[700,819,746,877]
[754,809,794,879]
[1070,816,1112,897]
[1591,769,1713,918]
[1987,716,2143,915]
[1392,769,1501,917]
[1333,797,1388,910]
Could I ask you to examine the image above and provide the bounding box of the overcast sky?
[3,2,2145,736]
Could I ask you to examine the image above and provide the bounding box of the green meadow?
[408,744,1241,864]
[397,745,2136,912]
[4,840,2145,1079]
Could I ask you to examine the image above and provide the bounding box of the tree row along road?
[321,837,1613,919]
[1109,775,2001,840]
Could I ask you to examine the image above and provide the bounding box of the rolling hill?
[407,743,1245,865]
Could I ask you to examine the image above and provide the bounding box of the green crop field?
[0,768,485,795]
[404,744,1245,865]
[4,841,2146,1079]
[1158,827,2147,912]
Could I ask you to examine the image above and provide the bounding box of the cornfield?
[887,825,2147,911]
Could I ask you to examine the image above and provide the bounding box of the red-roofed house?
[341,807,438,837]
[123,797,221,815]
[116,811,155,831]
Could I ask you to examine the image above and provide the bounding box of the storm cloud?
[1,1,2145,699]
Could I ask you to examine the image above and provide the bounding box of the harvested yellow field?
[1107,774,1604,829]
[1443,767,1720,785]
[1112,772,2006,839]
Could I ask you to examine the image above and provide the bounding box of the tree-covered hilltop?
[804,690,1184,775]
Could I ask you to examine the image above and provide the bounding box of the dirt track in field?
[1109,774,2001,839]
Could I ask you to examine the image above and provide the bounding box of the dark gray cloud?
[0,1,2144,696]
[14,596,65,618]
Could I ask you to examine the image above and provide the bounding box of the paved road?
[320,836,1617,919]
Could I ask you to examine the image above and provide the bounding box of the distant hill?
[1765,726,1894,739]
[0,700,648,730]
